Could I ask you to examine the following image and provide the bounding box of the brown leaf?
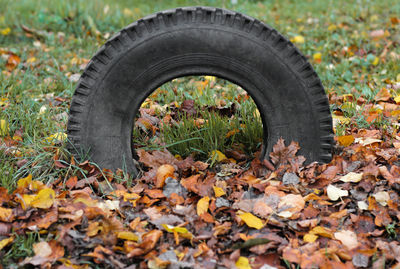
[65,176,77,189]
[5,54,20,71]
[181,174,201,194]
[269,138,300,166]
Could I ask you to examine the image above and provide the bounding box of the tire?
[67,6,333,177]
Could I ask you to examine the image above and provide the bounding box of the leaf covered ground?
[1,0,400,268]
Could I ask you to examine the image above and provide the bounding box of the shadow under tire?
[67,6,333,177]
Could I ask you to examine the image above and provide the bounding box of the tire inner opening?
[132,75,263,166]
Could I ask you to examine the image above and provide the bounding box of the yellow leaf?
[204,75,216,82]
[46,132,67,143]
[20,194,36,210]
[337,135,355,147]
[313,52,322,63]
[372,57,379,66]
[211,150,227,162]
[328,24,337,31]
[0,27,11,35]
[30,188,56,209]
[239,212,264,229]
[340,172,363,183]
[0,119,9,136]
[197,196,210,216]
[213,186,225,197]
[0,237,13,251]
[310,226,333,238]
[27,57,37,64]
[235,257,251,269]
[17,174,32,189]
[332,115,351,129]
[161,224,193,239]
[0,207,13,222]
[117,231,139,241]
[303,233,318,243]
[397,73,400,82]
[291,35,305,44]
[394,95,400,104]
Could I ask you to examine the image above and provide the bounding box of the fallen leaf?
[197,196,210,216]
[6,54,20,71]
[211,150,228,162]
[0,207,13,222]
[291,35,305,44]
[33,241,52,257]
[31,188,56,209]
[303,233,318,243]
[46,132,67,144]
[313,52,322,63]
[239,212,264,229]
[0,237,13,251]
[373,191,389,206]
[337,135,354,146]
[235,256,251,269]
[213,186,225,197]
[339,172,363,183]
[0,119,9,136]
[327,184,348,201]
[155,164,175,188]
[334,230,359,250]
[117,231,139,241]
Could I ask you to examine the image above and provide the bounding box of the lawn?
[0,0,400,268]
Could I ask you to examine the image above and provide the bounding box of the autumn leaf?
[0,207,13,222]
[236,256,251,269]
[313,52,322,63]
[31,188,56,209]
[197,196,210,216]
[303,233,318,243]
[46,132,67,144]
[5,54,20,71]
[17,174,32,188]
[211,150,227,162]
[213,186,225,197]
[339,172,363,183]
[0,119,9,136]
[291,35,305,44]
[155,164,175,188]
[238,212,264,229]
[334,230,358,250]
[337,135,354,146]
[117,231,139,241]
[0,237,13,251]
[0,27,11,35]
[327,184,348,201]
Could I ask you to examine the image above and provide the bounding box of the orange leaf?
[155,164,175,188]
[5,54,20,71]
[65,176,77,189]
[337,135,354,147]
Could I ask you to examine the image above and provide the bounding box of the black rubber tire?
[67,6,333,177]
